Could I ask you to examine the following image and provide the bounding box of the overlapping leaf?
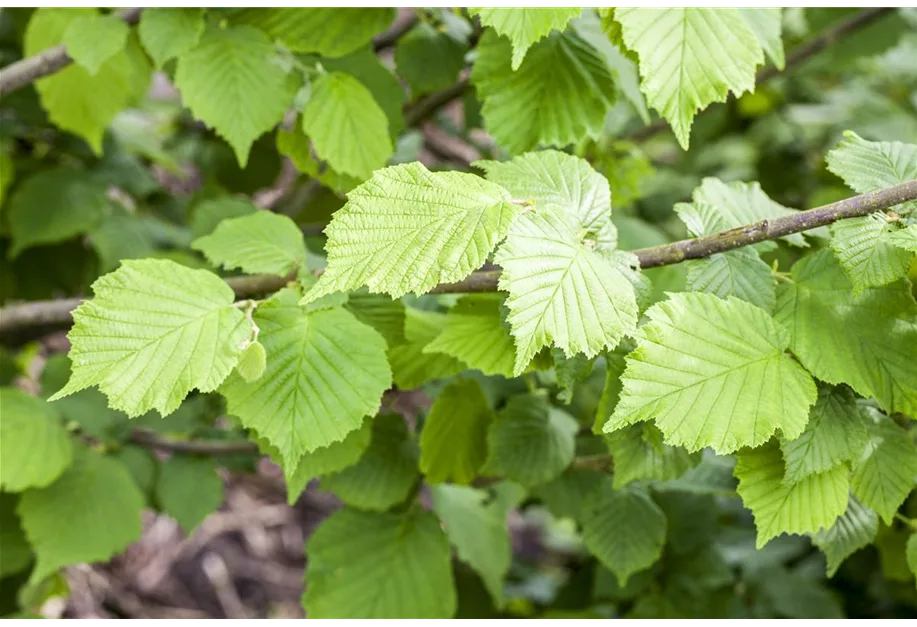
[812,497,879,577]
[424,295,516,378]
[607,423,698,489]
[191,211,306,276]
[850,409,917,524]
[283,422,372,505]
[0,389,72,492]
[469,8,581,69]
[63,14,129,75]
[138,8,204,67]
[388,308,465,389]
[395,22,468,95]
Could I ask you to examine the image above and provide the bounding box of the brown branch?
[129,429,259,455]
[403,77,471,128]
[372,11,419,51]
[0,8,143,99]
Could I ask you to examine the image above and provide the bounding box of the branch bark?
[0,8,144,99]
[129,429,259,455]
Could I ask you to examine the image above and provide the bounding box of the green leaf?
[221,289,390,469]
[850,409,917,524]
[344,292,406,347]
[302,162,517,302]
[553,351,594,404]
[812,497,879,577]
[606,292,816,454]
[283,422,372,505]
[780,385,869,483]
[388,308,465,389]
[475,149,617,248]
[739,8,785,69]
[495,209,638,376]
[191,211,306,276]
[471,30,616,154]
[138,8,204,68]
[775,249,917,416]
[684,249,776,313]
[431,482,526,607]
[302,72,393,180]
[395,22,467,95]
[230,8,395,58]
[174,26,297,167]
[657,454,737,496]
[829,213,913,292]
[63,14,129,75]
[484,394,578,487]
[304,507,456,618]
[321,414,418,511]
[0,494,32,578]
[155,454,224,534]
[114,445,158,498]
[234,341,266,383]
[0,389,73,492]
[420,379,494,485]
[613,8,764,149]
[17,446,144,584]
[581,481,667,586]
[469,8,581,69]
[531,468,604,520]
[908,534,917,582]
[734,441,850,548]
[8,168,110,258]
[825,131,917,211]
[607,423,698,489]
[889,224,917,252]
[25,8,150,153]
[424,295,516,378]
[190,197,258,238]
[50,259,250,417]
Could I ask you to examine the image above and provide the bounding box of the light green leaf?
[191,211,306,276]
[344,292,406,347]
[63,14,129,75]
[283,422,372,505]
[221,289,390,468]
[50,259,250,417]
[156,455,224,534]
[431,482,526,607]
[25,8,150,153]
[734,441,850,548]
[395,22,467,95]
[18,446,144,584]
[321,414,418,511]
[424,295,516,378]
[484,394,578,487]
[825,131,917,212]
[607,423,698,489]
[388,308,465,389]
[780,385,869,484]
[614,8,764,149]
[812,497,879,577]
[229,8,395,58]
[495,209,638,376]
[889,225,917,252]
[302,162,517,302]
[685,248,776,313]
[420,379,494,485]
[235,341,266,383]
[0,389,72,492]
[190,197,258,238]
[775,249,917,416]
[851,409,917,524]
[471,30,616,154]
[0,494,32,578]
[174,26,297,167]
[739,8,785,69]
[606,292,816,454]
[304,507,456,618]
[469,8,581,69]
[138,8,204,68]
[581,481,667,586]
[8,168,110,258]
[830,213,913,292]
[302,72,393,180]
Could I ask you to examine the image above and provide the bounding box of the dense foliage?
[1,7,916,619]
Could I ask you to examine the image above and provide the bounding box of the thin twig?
[129,429,259,455]
[372,11,419,51]
[403,77,471,128]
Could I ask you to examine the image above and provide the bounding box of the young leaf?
[283,422,372,505]
[469,8,582,69]
[395,22,468,95]
[221,289,390,469]
[775,249,917,416]
[581,481,667,586]
[17,446,144,585]
[431,482,526,607]
[63,14,129,75]
[301,162,517,302]
[424,295,516,378]
[471,30,616,154]
[734,441,849,548]
[302,72,393,180]
[235,341,267,383]
[825,131,917,209]
[155,454,224,534]
[138,8,204,68]
[889,224,917,252]
[174,26,297,167]
[321,414,419,511]
[613,8,764,149]
[191,212,306,276]
[606,292,816,454]
[607,423,698,489]
[388,309,465,389]
[830,213,913,293]
[484,394,578,487]
[811,497,879,578]
[850,409,917,524]
[495,209,638,375]
[0,389,72,492]
[50,260,250,417]
[780,385,869,484]
[304,508,456,618]
[420,378,495,485]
